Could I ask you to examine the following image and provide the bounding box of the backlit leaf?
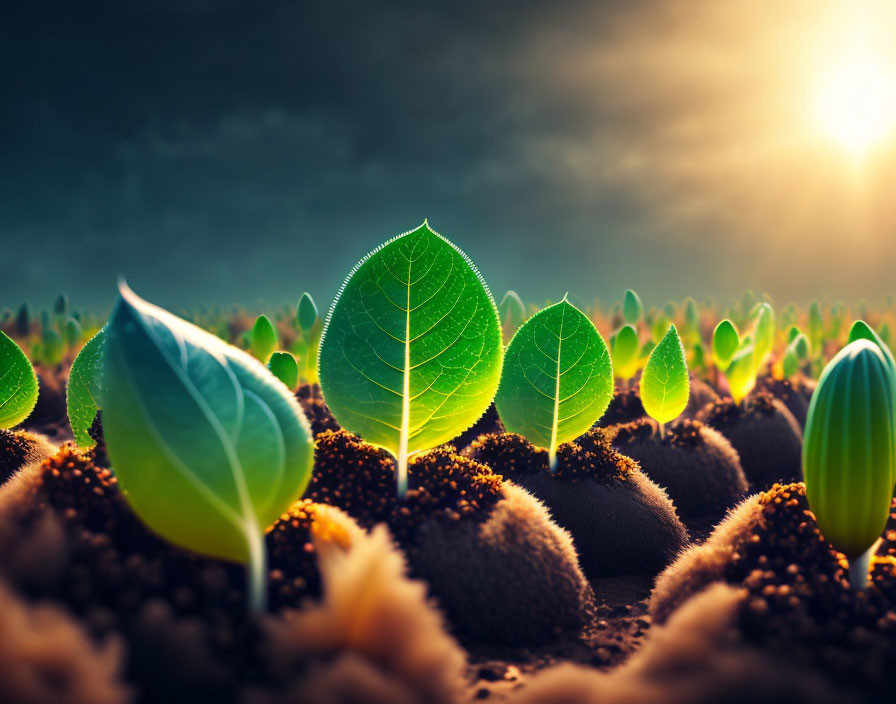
[66,327,106,447]
[318,222,503,493]
[268,351,299,391]
[712,319,739,370]
[640,324,689,425]
[495,298,613,467]
[611,324,640,380]
[726,344,756,404]
[0,331,39,429]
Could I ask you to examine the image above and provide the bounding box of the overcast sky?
[4,0,896,315]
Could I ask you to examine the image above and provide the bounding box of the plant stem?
[549,448,558,473]
[658,422,665,440]
[246,523,268,613]
[397,448,408,497]
[848,545,875,590]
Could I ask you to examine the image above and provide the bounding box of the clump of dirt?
[466,430,688,581]
[306,430,595,647]
[682,375,720,419]
[597,387,646,427]
[697,392,802,489]
[295,383,340,436]
[651,483,896,698]
[609,418,747,529]
[0,430,55,485]
[757,377,810,428]
[450,402,505,451]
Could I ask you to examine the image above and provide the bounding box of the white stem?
[658,422,665,440]
[848,544,875,591]
[246,522,268,613]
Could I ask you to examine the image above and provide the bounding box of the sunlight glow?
[814,59,896,155]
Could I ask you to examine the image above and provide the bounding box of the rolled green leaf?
[296,292,318,334]
[318,221,503,495]
[640,324,689,428]
[0,331,39,429]
[848,320,896,377]
[803,340,896,588]
[268,351,299,391]
[495,298,613,469]
[611,324,640,381]
[250,314,278,363]
[712,319,739,370]
[726,344,756,404]
[623,289,643,325]
[751,303,775,372]
[103,284,314,611]
[66,327,106,447]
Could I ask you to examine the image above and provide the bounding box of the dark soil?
[609,418,748,527]
[682,375,720,418]
[466,430,688,581]
[306,430,595,647]
[25,367,71,441]
[651,483,896,700]
[0,429,50,484]
[757,377,810,428]
[697,391,803,489]
[596,386,646,427]
[295,383,339,436]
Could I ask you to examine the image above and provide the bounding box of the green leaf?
[268,351,299,391]
[250,314,278,363]
[102,284,314,611]
[318,222,503,494]
[53,293,69,317]
[787,325,800,343]
[726,344,756,404]
[848,320,896,375]
[651,313,671,345]
[297,292,318,333]
[623,289,643,325]
[712,319,739,370]
[66,327,106,447]
[751,303,775,371]
[684,297,700,333]
[0,331,39,429]
[42,327,65,366]
[495,298,613,467]
[611,324,640,380]
[499,290,526,342]
[64,316,83,348]
[640,324,689,426]
[803,340,896,572]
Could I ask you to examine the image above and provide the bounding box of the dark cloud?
[2,0,895,315]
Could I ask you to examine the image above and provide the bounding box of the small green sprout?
[782,332,810,380]
[640,324,689,438]
[495,297,612,469]
[296,292,318,334]
[803,340,896,590]
[103,283,313,611]
[750,302,775,373]
[53,293,69,319]
[726,344,757,404]
[611,324,641,386]
[318,221,503,496]
[64,316,83,349]
[0,331,39,429]
[623,289,643,325]
[249,314,278,363]
[498,290,526,343]
[268,351,299,391]
[66,328,106,448]
[14,304,30,338]
[711,319,739,370]
[293,292,320,384]
[41,327,65,367]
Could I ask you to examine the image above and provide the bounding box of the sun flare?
[814,59,896,154]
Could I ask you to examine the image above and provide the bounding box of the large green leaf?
[640,324,689,426]
[495,298,613,467]
[318,222,503,493]
[103,284,314,610]
[66,327,106,447]
[0,331,39,429]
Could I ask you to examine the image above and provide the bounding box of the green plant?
[498,290,526,343]
[66,327,106,448]
[268,351,299,391]
[726,344,756,403]
[750,302,775,373]
[711,319,739,370]
[0,331,39,429]
[640,324,689,437]
[782,332,811,380]
[495,297,612,469]
[803,339,896,589]
[102,283,314,611]
[318,221,503,495]
[64,316,83,349]
[623,289,643,325]
[41,327,64,366]
[249,314,278,363]
[14,303,30,338]
[610,324,641,385]
[294,292,320,383]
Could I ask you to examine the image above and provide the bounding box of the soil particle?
[697,391,802,489]
[0,429,55,484]
[652,482,896,698]
[306,430,595,647]
[609,418,748,526]
[466,430,688,581]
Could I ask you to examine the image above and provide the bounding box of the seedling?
[611,324,641,386]
[640,324,689,438]
[782,332,811,380]
[41,327,64,366]
[249,314,278,363]
[726,344,757,403]
[803,340,896,590]
[749,302,775,374]
[318,221,503,496]
[711,319,739,371]
[102,283,314,611]
[268,351,299,391]
[498,290,526,343]
[293,292,320,383]
[0,331,39,429]
[623,289,643,325]
[495,297,612,469]
[64,316,83,349]
[66,327,106,448]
